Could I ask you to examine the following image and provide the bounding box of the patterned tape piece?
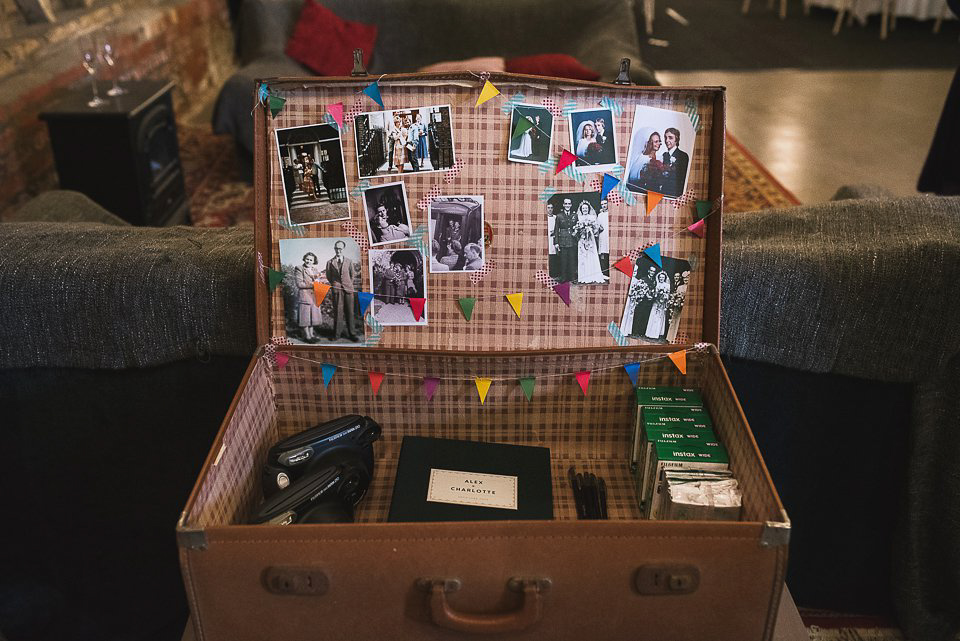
[364,311,383,347]
[257,251,266,284]
[561,98,578,116]
[562,164,586,182]
[444,158,465,184]
[500,93,527,115]
[408,224,430,255]
[541,97,562,118]
[277,218,306,237]
[538,157,559,174]
[535,269,560,291]
[417,185,443,211]
[608,321,630,347]
[685,97,702,133]
[349,179,373,199]
[599,97,624,117]
[341,220,369,251]
[469,258,496,284]
[539,186,558,202]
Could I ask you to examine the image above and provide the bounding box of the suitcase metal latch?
[262,567,329,596]
[634,564,700,595]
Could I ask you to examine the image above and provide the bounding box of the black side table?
[40,80,189,226]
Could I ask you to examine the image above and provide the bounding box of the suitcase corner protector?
[760,511,791,548]
[177,512,209,551]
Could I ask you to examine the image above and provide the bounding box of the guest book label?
[427,469,518,510]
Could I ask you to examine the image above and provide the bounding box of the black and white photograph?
[362,182,412,247]
[277,237,364,345]
[619,255,693,344]
[546,192,610,285]
[428,195,485,273]
[624,105,696,199]
[507,104,553,165]
[369,248,428,326]
[354,105,456,179]
[568,108,618,173]
[275,123,350,226]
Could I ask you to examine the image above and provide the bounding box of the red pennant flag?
[274,352,290,369]
[556,150,578,174]
[575,370,591,395]
[646,191,663,216]
[327,102,344,127]
[313,282,330,305]
[687,219,706,238]
[368,371,385,395]
[423,377,440,401]
[613,256,634,277]
[410,297,426,321]
[668,350,687,375]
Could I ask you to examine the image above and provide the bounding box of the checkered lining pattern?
[186,347,783,527]
[265,79,717,350]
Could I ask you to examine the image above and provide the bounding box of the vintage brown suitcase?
[177,72,790,641]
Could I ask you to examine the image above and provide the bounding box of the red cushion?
[285,0,377,76]
[505,54,600,81]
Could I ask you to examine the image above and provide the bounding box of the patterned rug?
[178,124,800,227]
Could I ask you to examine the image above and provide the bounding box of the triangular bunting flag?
[274,352,290,369]
[695,200,711,221]
[643,243,662,268]
[506,293,523,318]
[600,173,620,200]
[327,102,344,127]
[623,362,641,386]
[519,377,536,402]
[362,81,384,108]
[613,256,634,277]
[410,298,426,321]
[423,377,440,401]
[368,371,385,395]
[687,219,706,238]
[313,282,331,305]
[475,80,500,106]
[267,268,285,292]
[646,191,663,216]
[268,95,286,118]
[321,363,336,387]
[475,377,492,404]
[556,150,578,174]
[668,350,687,375]
[552,282,571,306]
[358,291,374,315]
[575,370,591,395]
[512,115,534,139]
[257,83,269,106]
[458,297,477,321]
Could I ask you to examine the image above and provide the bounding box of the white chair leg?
[780,0,787,19]
[644,0,654,35]
[881,0,889,38]
[742,0,752,14]
[833,0,848,33]
[933,1,946,33]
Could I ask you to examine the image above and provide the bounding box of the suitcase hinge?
[760,511,791,548]
[177,511,208,551]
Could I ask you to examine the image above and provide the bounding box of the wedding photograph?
[428,195,485,273]
[362,182,412,247]
[277,237,364,345]
[369,248,428,326]
[546,191,610,285]
[354,105,456,178]
[275,123,351,226]
[568,108,618,173]
[507,104,553,165]
[618,254,693,344]
[624,105,696,199]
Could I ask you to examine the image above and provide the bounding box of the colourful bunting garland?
[458,297,477,321]
[556,150,577,174]
[512,115,534,139]
[687,219,706,238]
[613,256,634,277]
[475,377,492,404]
[575,370,591,395]
[476,80,500,106]
[646,191,663,215]
[600,174,620,200]
[423,377,440,401]
[506,293,524,318]
[358,292,374,315]
[268,95,286,118]
[695,199,711,221]
[363,81,384,108]
[267,268,284,292]
[368,371,385,395]
[313,282,330,305]
[519,377,536,401]
[321,363,336,387]
[623,362,641,386]
[643,244,663,268]
[552,282,571,306]
[410,298,426,321]
[275,352,290,369]
[327,102,344,127]
[668,350,687,375]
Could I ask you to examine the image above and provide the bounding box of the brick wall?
[0,0,235,217]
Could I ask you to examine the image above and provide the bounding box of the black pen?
[598,476,608,519]
[568,466,586,519]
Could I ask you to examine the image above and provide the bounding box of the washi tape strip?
[341,221,369,251]
[277,217,307,237]
[599,97,624,117]
[500,93,526,115]
[539,186,558,202]
[608,321,630,347]
[257,250,266,284]
[540,97,563,118]
[561,99,578,117]
[349,179,373,199]
[417,185,443,211]
[685,97,702,133]
[364,311,383,347]
[444,158,465,184]
[408,224,430,255]
[469,258,496,284]
[535,269,560,290]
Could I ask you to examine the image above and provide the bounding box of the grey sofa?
[213,0,658,155]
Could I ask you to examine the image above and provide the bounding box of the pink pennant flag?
[575,370,591,395]
[410,297,426,321]
[687,219,706,238]
[556,150,578,174]
[327,102,344,127]
[368,371,385,395]
[423,377,440,401]
[552,282,571,306]
[274,352,290,369]
[613,256,634,277]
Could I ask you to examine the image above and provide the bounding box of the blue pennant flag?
[321,363,337,388]
[643,243,662,268]
[600,174,620,201]
[358,291,374,315]
[624,362,642,386]
[362,81,384,108]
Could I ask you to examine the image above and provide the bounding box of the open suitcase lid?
[253,72,724,352]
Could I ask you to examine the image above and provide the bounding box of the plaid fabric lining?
[187,347,783,526]
[266,81,716,350]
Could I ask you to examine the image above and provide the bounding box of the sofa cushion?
[505,53,600,81]
[284,0,377,76]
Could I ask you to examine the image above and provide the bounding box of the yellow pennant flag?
[475,377,492,404]
[646,191,663,216]
[475,80,500,107]
[506,293,524,318]
[313,281,331,305]
[668,350,687,375]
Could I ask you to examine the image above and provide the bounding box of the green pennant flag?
[695,200,711,221]
[267,268,284,292]
[268,95,286,118]
[458,297,477,321]
[512,115,534,140]
[519,377,535,402]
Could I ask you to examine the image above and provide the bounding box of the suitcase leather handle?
[419,577,548,634]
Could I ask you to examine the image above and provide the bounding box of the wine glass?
[79,37,106,108]
[101,35,126,97]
